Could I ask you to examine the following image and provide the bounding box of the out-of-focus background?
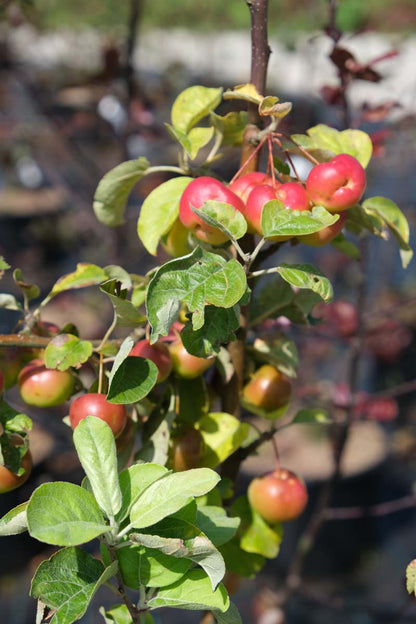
[0,1,415,622]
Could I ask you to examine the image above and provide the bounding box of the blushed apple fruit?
[248,468,308,523]
[306,154,366,212]
[179,176,245,245]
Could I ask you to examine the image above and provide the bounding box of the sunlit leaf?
[147,247,247,340]
[44,334,92,371]
[138,176,193,255]
[171,86,223,133]
[31,547,117,624]
[27,482,108,546]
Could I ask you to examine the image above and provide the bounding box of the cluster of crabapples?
[178,153,366,247]
[1,333,309,524]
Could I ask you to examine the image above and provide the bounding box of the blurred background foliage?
[10,0,416,36]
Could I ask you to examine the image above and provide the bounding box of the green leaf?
[115,543,191,589]
[181,306,240,358]
[101,604,154,624]
[0,399,32,434]
[117,462,169,522]
[93,157,149,226]
[308,125,373,168]
[261,203,339,238]
[148,568,229,612]
[406,559,416,596]
[0,293,23,311]
[251,335,298,379]
[130,468,220,529]
[214,602,242,624]
[232,497,283,559]
[346,204,385,237]
[138,176,193,255]
[104,265,132,289]
[290,125,372,168]
[31,547,117,624]
[220,539,265,578]
[292,408,332,424]
[187,127,215,159]
[107,356,157,404]
[44,333,93,371]
[195,200,247,241]
[249,276,294,326]
[259,98,292,119]
[330,233,361,260]
[223,83,263,105]
[175,376,209,425]
[171,86,223,133]
[210,111,248,146]
[45,264,108,301]
[13,268,40,302]
[100,280,145,327]
[107,337,158,403]
[199,413,250,469]
[0,256,10,272]
[277,263,333,303]
[131,532,225,591]
[0,501,28,536]
[73,417,122,519]
[362,196,413,268]
[146,247,247,340]
[27,482,108,546]
[196,506,240,547]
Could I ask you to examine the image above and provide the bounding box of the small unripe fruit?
[69,393,127,438]
[170,427,204,471]
[18,358,74,407]
[248,468,308,523]
[242,365,291,413]
[169,340,214,379]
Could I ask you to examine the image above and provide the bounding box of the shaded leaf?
[93,157,149,226]
[107,337,158,404]
[13,268,40,302]
[196,506,240,547]
[292,409,332,424]
[100,280,145,327]
[181,306,240,357]
[362,196,413,268]
[210,111,247,146]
